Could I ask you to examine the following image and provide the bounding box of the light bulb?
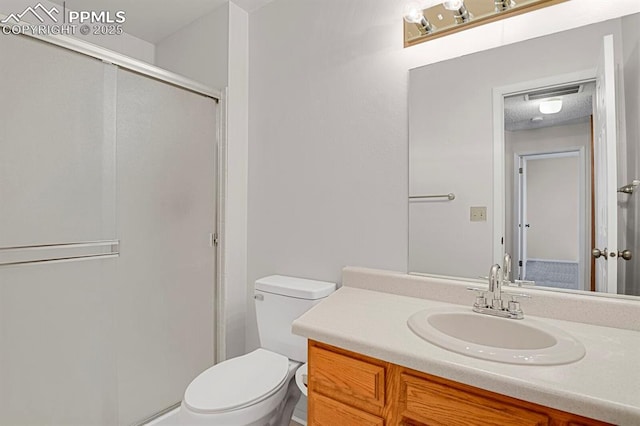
[443,0,464,10]
[403,1,425,24]
[539,99,563,114]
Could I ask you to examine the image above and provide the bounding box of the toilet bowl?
[179,275,336,426]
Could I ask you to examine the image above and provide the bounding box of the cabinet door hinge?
[210,233,219,247]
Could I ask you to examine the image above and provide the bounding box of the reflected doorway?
[515,151,584,289]
[503,81,595,292]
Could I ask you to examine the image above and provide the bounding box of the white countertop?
[292,286,640,425]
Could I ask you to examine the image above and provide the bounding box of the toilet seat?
[183,348,290,414]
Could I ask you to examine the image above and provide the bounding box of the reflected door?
[593,34,618,294]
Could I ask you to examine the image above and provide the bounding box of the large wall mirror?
[408,12,640,298]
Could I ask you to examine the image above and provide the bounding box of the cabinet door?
[399,373,550,426]
[309,343,386,415]
[310,393,384,426]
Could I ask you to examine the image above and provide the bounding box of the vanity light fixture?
[494,0,515,12]
[443,0,471,24]
[403,1,436,34]
[403,0,568,48]
[539,98,563,114]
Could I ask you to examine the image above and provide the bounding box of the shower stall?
[0,31,219,425]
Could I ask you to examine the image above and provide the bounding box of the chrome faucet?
[488,263,503,309]
[468,263,530,320]
[503,252,512,284]
[502,252,536,287]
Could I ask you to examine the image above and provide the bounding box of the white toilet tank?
[255,275,335,363]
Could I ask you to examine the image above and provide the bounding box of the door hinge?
[210,233,219,247]
[501,237,504,245]
[519,167,523,174]
[519,260,523,267]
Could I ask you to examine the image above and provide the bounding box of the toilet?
[179,275,336,426]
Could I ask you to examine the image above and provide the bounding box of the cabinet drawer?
[310,393,384,426]
[399,373,550,426]
[309,344,386,413]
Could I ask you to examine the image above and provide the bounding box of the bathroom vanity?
[308,340,608,425]
[292,267,640,425]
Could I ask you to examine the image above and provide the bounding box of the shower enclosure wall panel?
[0,34,218,425]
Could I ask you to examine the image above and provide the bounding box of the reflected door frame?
[514,149,586,288]
[492,69,596,281]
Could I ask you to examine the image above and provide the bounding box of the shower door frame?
[0,13,220,100]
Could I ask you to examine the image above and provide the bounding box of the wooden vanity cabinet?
[307,341,611,426]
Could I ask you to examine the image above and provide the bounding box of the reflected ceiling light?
[494,0,515,12]
[539,98,563,114]
[403,1,436,34]
[443,0,471,24]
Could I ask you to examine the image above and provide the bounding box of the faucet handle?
[504,292,531,318]
[467,287,488,309]
[504,292,530,319]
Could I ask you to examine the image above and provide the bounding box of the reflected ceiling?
[504,81,595,131]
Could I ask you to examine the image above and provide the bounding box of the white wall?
[0,0,155,63]
[155,4,229,89]
[526,156,580,260]
[247,0,640,350]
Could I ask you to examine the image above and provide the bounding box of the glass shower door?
[114,69,217,425]
[0,35,119,425]
[0,34,218,425]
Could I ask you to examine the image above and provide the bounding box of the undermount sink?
[408,306,585,365]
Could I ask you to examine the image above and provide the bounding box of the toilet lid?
[184,348,289,414]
